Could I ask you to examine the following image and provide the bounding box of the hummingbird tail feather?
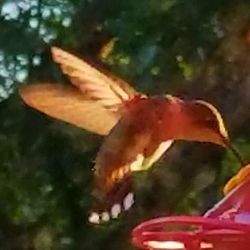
[88,174,134,224]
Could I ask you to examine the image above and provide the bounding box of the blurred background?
[1,0,250,249]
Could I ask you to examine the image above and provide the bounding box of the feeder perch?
[132,166,250,250]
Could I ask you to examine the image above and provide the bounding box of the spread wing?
[51,47,138,112]
[19,84,118,135]
[20,46,140,134]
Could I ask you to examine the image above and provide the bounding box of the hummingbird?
[19,47,244,224]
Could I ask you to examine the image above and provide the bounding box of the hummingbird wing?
[51,47,139,112]
[20,47,140,134]
[19,83,118,135]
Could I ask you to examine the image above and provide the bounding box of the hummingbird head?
[183,100,244,165]
[184,100,228,146]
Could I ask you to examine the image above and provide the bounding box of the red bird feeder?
[132,166,250,250]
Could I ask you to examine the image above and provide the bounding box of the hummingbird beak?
[221,136,245,166]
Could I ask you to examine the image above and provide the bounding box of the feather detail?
[19,83,118,135]
[88,140,173,224]
[51,47,138,112]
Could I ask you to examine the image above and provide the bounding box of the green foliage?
[222,138,250,182]
[1,0,250,249]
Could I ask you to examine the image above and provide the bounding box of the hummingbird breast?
[94,96,177,187]
[91,96,179,216]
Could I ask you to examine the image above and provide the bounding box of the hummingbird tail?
[88,175,135,224]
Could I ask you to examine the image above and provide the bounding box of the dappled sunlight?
[1,0,250,249]
[0,0,76,101]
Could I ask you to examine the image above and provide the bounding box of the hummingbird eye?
[204,116,215,123]
[191,100,226,134]
[203,114,219,130]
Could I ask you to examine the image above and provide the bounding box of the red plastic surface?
[131,172,250,250]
